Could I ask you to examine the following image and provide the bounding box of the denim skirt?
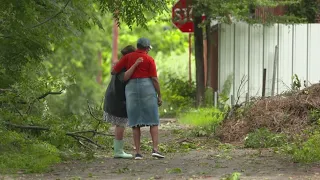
[125,78,160,127]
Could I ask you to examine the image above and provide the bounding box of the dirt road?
[3,119,320,180]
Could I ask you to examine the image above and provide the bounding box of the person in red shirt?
[112,38,164,160]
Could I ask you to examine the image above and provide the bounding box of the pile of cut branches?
[218,83,320,142]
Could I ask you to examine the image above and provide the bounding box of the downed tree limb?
[5,122,49,131]
[66,132,105,149]
[72,130,112,136]
[0,89,11,93]
[4,122,113,149]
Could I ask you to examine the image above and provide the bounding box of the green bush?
[244,128,287,148]
[0,130,61,173]
[284,131,320,163]
[159,73,196,117]
[308,109,320,123]
[281,121,320,163]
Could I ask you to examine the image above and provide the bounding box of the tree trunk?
[206,23,212,88]
[194,16,205,107]
[111,20,119,68]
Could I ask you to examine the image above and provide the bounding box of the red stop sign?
[172,0,194,33]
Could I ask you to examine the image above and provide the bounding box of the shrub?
[281,121,320,163]
[159,73,196,117]
[0,130,61,173]
[286,131,320,163]
[244,128,287,148]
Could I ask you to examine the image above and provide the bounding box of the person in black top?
[103,45,142,158]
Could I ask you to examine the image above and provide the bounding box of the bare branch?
[72,130,113,136]
[0,89,13,95]
[224,75,248,120]
[13,104,24,118]
[26,90,64,114]
[37,91,63,100]
[29,0,71,29]
[0,89,11,93]
[5,122,49,131]
[66,132,105,149]
[87,100,101,121]
[235,75,248,105]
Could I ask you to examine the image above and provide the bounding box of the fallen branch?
[66,132,105,149]
[5,122,49,131]
[72,130,113,136]
[4,122,111,149]
[0,89,11,93]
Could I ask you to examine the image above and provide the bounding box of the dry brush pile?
[218,83,320,142]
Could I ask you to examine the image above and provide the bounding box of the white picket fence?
[217,22,320,104]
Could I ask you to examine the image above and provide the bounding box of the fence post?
[231,95,235,107]
[262,68,267,97]
[271,45,279,96]
[214,91,218,107]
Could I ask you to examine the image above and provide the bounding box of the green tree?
[0,0,175,172]
[287,0,320,23]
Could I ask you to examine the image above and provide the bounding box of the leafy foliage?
[161,73,196,116]
[0,0,191,173]
[280,120,320,163]
[287,0,320,23]
[193,0,303,24]
[0,0,98,87]
[244,128,287,148]
[221,172,241,180]
[98,0,172,29]
[0,130,61,173]
[285,131,320,163]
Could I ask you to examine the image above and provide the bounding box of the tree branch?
[66,132,105,149]
[72,130,113,136]
[26,90,64,114]
[5,122,49,131]
[37,91,63,100]
[4,122,110,149]
[0,89,12,93]
[29,0,71,29]
[87,100,101,121]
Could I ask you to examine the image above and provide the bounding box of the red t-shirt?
[113,50,157,78]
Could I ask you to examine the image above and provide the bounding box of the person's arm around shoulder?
[149,58,162,106]
[111,55,127,75]
[123,57,143,81]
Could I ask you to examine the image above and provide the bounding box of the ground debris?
[218,83,320,142]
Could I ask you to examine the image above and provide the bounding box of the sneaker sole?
[135,157,143,160]
[114,156,133,159]
[152,153,165,158]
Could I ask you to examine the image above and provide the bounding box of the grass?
[178,108,224,127]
